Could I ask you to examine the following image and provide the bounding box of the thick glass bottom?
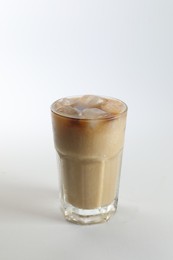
[61,198,118,225]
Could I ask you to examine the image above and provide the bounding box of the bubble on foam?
[82,108,108,119]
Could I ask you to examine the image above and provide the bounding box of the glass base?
[61,198,118,225]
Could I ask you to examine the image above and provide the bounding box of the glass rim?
[50,95,128,121]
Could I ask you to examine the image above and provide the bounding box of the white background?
[0,0,173,259]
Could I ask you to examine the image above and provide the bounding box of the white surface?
[0,0,173,259]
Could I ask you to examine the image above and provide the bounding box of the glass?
[51,96,128,224]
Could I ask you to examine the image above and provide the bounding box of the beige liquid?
[51,96,127,209]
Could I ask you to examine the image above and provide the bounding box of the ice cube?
[57,105,81,118]
[101,100,124,114]
[54,97,78,112]
[82,108,108,119]
[61,98,71,106]
[60,98,78,106]
[77,95,105,108]
[54,102,63,111]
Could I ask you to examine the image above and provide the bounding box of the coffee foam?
[51,95,126,119]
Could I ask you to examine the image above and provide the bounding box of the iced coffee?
[51,95,127,224]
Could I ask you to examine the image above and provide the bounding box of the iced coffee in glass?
[51,95,127,224]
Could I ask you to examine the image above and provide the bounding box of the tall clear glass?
[51,96,128,224]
